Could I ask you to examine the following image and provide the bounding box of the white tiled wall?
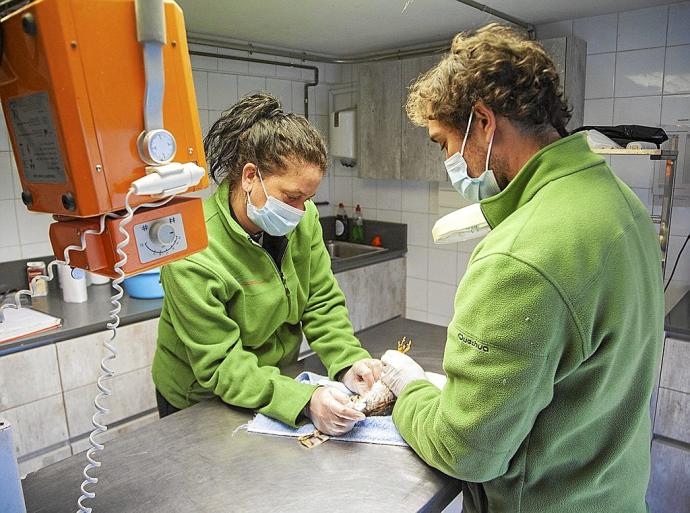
[0,117,53,260]
[538,0,690,302]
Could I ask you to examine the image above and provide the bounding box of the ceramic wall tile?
[615,48,665,97]
[617,6,668,51]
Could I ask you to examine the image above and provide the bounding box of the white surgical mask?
[246,169,305,236]
[444,109,501,202]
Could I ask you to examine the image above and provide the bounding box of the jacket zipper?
[247,236,292,313]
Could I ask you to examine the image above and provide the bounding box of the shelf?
[592,148,678,159]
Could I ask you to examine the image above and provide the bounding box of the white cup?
[58,264,88,303]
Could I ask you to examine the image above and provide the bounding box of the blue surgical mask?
[246,169,305,236]
[444,109,501,202]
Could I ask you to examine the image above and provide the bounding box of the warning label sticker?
[8,92,66,184]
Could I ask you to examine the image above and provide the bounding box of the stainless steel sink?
[324,240,385,260]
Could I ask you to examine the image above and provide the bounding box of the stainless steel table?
[22,318,462,512]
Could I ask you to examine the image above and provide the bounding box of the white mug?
[57,264,88,303]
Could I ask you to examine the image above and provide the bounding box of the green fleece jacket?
[152,180,370,426]
[393,133,664,513]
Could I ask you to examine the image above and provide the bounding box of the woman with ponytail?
[152,93,379,436]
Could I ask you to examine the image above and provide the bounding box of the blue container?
[123,268,164,299]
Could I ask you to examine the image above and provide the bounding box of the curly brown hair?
[406,23,571,138]
[204,92,328,185]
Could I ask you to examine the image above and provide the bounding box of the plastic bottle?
[351,204,364,243]
[335,203,349,241]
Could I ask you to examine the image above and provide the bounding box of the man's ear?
[473,101,496,143]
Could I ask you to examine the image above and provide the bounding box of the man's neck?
[503,128,561,184]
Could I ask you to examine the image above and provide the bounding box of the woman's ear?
[241,163,257,194]
[473,101,496,144]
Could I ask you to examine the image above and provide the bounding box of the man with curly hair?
[380,24,663,513]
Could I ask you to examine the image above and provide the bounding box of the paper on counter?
[0,306,62,344]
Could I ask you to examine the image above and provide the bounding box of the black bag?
[572,125,668,148]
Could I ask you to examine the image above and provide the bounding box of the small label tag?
[8,92,66,184]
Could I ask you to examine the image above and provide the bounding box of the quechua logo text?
[458,333,489,353]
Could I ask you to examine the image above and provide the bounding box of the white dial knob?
[149,221,176,246]
[137,129,176,165]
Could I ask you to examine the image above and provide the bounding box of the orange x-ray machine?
[0,1,209,511]
[1,0,208,275]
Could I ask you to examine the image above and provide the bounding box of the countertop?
[0,284,163,357]
[21,317,460,513]
[0,248,406,357]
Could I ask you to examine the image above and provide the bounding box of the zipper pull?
[281,274,290,296]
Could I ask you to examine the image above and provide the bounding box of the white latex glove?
[341,358,383,395]
[380,350,428,397]
[305,386,366,435]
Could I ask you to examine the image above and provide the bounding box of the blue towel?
[245,371,408,447]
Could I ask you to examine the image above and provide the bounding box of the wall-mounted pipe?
[188,50,318,119]
[188,32,449,65]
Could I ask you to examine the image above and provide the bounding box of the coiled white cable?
[76,189,175,513]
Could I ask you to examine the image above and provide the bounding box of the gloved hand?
[341,358,383,395]
[380,350,428,397]
[305,386,366,435]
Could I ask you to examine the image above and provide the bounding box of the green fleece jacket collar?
[480,133,605,228]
